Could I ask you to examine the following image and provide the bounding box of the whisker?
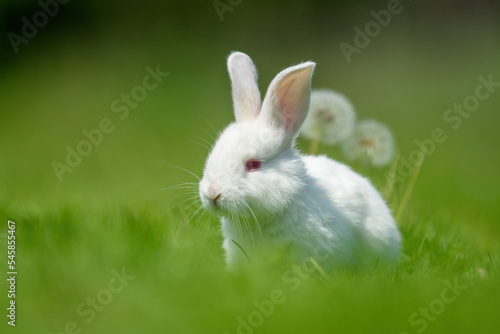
[240,207,255,251]
[169,190,199,198]
[168,195,200,211]
[181,199,201,211]
[195,122,216,142]
[231,205,252,253]
[179,200,202,216]
[163,181,199,185]
[156,160,201,181]
[203,211,217,247]
[229,211,242,240]
[194,209,207,227]
[243,202,262,241]
[158,184,198,192]
[188,132,214,150]
[194,211,214,247]
[200,116,219,139]
[186,205,204,226]
[189,139,211,151]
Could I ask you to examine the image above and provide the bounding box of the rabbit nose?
[207,184,221,207]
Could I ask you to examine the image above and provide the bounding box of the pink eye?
[245,159,261,172]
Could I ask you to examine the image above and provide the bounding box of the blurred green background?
[0,0,499,333]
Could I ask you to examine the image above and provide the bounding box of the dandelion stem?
[383,151,400,201]
[309,129,323,155]
[395,153,425,222]
[309,138,320,155]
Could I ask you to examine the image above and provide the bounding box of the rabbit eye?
[245,159,261,172]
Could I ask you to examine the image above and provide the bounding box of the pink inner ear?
[277,77,296,131]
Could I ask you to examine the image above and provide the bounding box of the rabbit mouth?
[202,197,221,213]
[213,194,221,208]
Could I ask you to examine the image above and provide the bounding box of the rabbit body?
[199,52,401,272]
[220,151,400,271]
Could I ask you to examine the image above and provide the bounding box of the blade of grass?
[232,239,253,265]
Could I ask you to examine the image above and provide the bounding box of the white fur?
[199,52,401,272]
[227,52,261,122]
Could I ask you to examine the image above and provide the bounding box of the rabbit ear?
[227,52,262,122]
[260,61,316,147]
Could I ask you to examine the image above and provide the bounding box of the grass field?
[1,16,499,334]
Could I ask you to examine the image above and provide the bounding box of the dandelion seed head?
[300,89,356,145]
[342,119,395,167]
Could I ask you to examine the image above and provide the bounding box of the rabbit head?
[199,52,316,219]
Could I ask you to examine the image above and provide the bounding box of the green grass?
[2,197,498,334]
[1,23,499,334]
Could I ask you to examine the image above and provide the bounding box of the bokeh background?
[0,0,499,333]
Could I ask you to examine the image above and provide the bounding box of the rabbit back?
[302,154,401,265]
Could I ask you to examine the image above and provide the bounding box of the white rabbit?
[199,52,401,272]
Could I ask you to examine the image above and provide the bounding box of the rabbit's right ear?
[259,61,315,149]
[227,52,262,122]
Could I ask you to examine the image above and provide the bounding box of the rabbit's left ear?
[227,52,262,122]
[260,61,316,147]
